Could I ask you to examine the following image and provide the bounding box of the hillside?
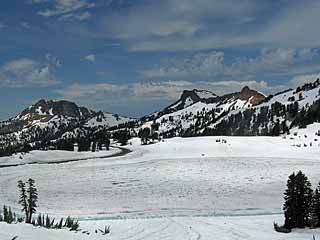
[1,78,320,151]
[141,79,320,138]
[0,99,132,152]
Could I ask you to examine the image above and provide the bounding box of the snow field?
[1,133,320,239]
[1,215,320,240]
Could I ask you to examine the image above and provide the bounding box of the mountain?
[140,79,320,138]
[85,111,131,128]
[166,89,217,111]
[15,99,93,122]
[140,86,266,136]
[2,78,320,152]
[0,99,132,149]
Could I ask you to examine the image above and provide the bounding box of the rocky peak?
[166,89,217,112]
[17,99,94,120]
[180,90,201,103]
[238,86,265,105]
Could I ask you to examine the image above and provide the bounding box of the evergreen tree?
[8,207,14,223]
[105,137,110,150]
[3,205,14,224]
[140,127,151,145]
[114,130,130,146]
[91,141,97,152]
[272,119,280,136]
[283,171,313,229]
[295,171,313,227]
[310,183,320,228]
[3,205,8,223]
[27,178,38,223]
[17,180,28,222]
[284,172,296,229]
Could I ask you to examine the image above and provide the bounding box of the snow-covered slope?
[1,136,320,239]
[144,79,320,137]
[2,136,320,218]
[0,99,132,148]
[1,215,319,240]
[143,85,266,137]
[85,111,131,128]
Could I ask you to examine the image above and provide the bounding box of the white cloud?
[92,1,320,52]
[56,79,285,107]
[29,0,95,21]
[103,0,257,40]
[289,73,320,88]
[203,80,285,96]
[75,11,91,20]
[82,54,96,62]
[142,48,320,79]
[56,82,181,102]
[21,22,31,29]
[142,51,226,78]
[95,0,259,51]
[0,57,61,88]
[259,1,320,49]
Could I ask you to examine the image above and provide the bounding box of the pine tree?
[37,214,44,227]
[8,207,14,223]
[310,183,320,228]
[17,180,28,222]
[27,178,38,223]
[2,205,14,223]
[105,137,110,151]
[295,171,313,227]
[56,217,63,229]
[283,171,313,229]
[3,205,8,223]
[284,172,296,229]
[91,141,97,152]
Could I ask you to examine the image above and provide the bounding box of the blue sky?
[1,0,320,118]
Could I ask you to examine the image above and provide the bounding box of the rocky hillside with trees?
[140,79,320,138]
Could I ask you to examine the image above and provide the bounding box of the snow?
[153,82,320,135]
[85,112,131,128]
[194,89,217,99]
[168,100,183,109]
[156,101,217,132]
[1,215,320,240]
[184,96,194,108]
[290,122,320,137]
[1,136,320,239]
[155,94,254,133]
[0,148,120,166]
[260,87,320,110]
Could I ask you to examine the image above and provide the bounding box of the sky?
[1,0,320,119]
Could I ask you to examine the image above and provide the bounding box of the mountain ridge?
[1,79,320,151]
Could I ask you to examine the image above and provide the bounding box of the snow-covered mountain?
[166,89,217,111]
[140,86,266,136]
[2,78,320,150]
[85,111,132,128]
[0,99,132,148]
[140,79,320,138]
